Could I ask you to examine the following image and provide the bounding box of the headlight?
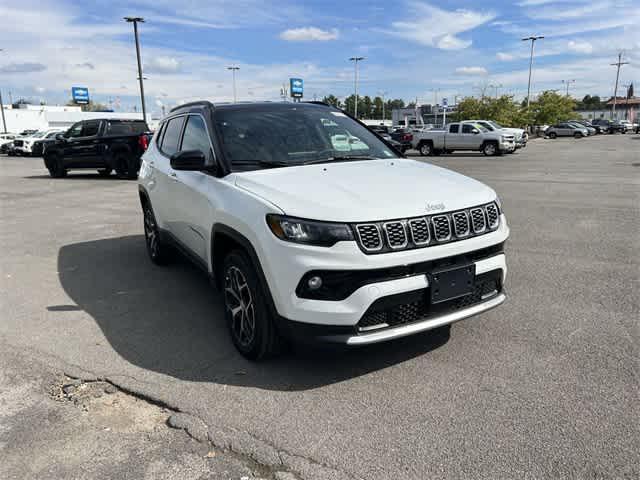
[266,214,354,247]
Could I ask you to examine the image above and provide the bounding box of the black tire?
[47,153,67,178]
[143,202,170,265]
[432,149,442,156]
[126,156,140,179]
[548,132,557,139]
[482,141,499,156]
[97,168,112,177]
[418,141,433,156]
[115,154,129,178]
[223,250,281,360]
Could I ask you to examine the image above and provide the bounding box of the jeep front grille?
[353,202,500,254]
[383,222,407,249]
[355,224,383,252]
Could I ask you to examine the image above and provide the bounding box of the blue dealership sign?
[290,78,303,98]
[71,86,90,104]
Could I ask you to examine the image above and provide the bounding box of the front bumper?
[260,215,509,331]
[499,141,516,152]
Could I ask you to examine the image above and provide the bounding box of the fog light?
[307,276,323,290]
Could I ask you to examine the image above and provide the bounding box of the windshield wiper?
[302,155,379,165]
[232,160,290,168]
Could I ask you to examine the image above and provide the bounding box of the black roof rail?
[169,100,214,113]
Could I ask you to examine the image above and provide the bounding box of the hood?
[232,159,497,222]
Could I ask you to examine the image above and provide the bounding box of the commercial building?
[0,103,153,134]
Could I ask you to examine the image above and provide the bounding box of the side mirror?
[55,133,66,141]
[170,150,206,171]
[472,129,480,134]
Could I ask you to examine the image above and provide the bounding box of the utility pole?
[430,88,440,126]
[124,17,147,126]
[349,57,365,118]
[227,66,240,103]
[522,36,544,109]
[562,79,576,97]
[610,52,628,119]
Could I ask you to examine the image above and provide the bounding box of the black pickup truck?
[43,119,151,178]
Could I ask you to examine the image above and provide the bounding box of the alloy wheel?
[224,266,256,348]
[143,207,159,259]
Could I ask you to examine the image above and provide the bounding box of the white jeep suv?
[138,101,509,359]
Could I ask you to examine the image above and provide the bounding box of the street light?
[430,88,440,126]
[522,35,544,109]
[124,17,147,126]
[489,83,503,98]
[378,90,388,121]
[226,66,240,103]
[562,79,576,97]
[349,57,365,118]
[0,48,7,133]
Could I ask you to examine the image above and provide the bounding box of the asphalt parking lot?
[1,134,639,479]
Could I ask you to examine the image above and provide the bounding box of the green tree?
[529,90,576,125]
[322,94,341,108]
[372,96,384,120]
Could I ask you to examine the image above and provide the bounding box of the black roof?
[170,100,333,114]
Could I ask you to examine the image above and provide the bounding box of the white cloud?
[455,66,488,76]
[279,27,339,41]
[496,52,514,61]
[567,40,593,54]
[387,1,495,50]
[144,56,182,74]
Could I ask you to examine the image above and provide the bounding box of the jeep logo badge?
[425,203,445,212]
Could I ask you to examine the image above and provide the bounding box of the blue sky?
[0,0,638,115]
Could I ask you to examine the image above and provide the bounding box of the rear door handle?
[169,172,178,180]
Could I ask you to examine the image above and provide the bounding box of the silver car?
[546,122,589,139]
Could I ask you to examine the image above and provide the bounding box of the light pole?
[227,66,240,103]
[124,17,147,125]
[349,57,365,118]
[430,88,440,126]
[489,83,503,98]
[378,90,388,121]
[610,52,628,119]
[561,79,576,97]
[522,35,544,109]
[0,48,7,133]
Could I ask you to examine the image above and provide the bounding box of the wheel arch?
[210,224,279,318]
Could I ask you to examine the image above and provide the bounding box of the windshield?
[214,105,399,169]
[489,121,504,129]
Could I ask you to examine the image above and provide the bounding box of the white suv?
[138,101,509,359]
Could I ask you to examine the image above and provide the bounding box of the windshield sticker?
[321,118,339,127]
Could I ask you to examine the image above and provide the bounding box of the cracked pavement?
[1,134,639,479]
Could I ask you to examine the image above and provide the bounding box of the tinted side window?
[160,117,185,156]
[155,122,166,147]
[181,115,211,158]
[449,124,459,133]
[67,123,83,138]
[106,121,147,135]
[462,124,474,134]
[82,121,100,137]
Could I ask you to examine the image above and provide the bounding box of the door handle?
[169,172,178,180]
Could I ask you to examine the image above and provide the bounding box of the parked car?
[367,125,407,153]
[32,130,66,157]
[545,122,589,138]
[389,128,414,152]
[591,118,626,134]
[43,119,151,178]
[13,129,64,156]
[571,119,600,134]
[468,120,528,150]
[0,133,17,153]
[615,120,634,133]
[138,101,509,359]
[568,121,596,136]
[412,122,515,156]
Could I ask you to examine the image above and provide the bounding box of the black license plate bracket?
[429,264,475,304]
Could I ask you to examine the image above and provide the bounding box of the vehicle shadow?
[57,236,450,391]
[24,174,131,180]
